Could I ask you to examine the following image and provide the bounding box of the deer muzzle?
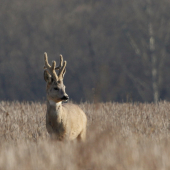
[61,95,69,101]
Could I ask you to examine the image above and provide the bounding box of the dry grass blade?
[0,101,170,169]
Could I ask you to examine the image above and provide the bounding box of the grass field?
[0,101,170,170]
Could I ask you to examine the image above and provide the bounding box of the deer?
[43,52,87,141]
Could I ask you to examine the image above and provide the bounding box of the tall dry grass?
[0,101,170,169]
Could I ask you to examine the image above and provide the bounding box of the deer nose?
[61,95,69,101]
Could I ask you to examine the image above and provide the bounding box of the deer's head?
[43,52,69,103]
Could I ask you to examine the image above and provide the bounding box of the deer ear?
[44,70,52,83]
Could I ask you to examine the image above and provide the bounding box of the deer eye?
[54,87,59,91]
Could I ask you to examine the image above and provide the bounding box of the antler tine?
[44,52,58,81]
[55,54,63,70]
[58,60,67,80]
[44,52,51,70]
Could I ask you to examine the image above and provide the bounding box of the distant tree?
[120,0,170,102]
[0,0,170,103]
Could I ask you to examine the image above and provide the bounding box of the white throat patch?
[49,100,56,106]
[49,100,62,107]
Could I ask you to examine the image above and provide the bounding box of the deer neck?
[47,100,62,115]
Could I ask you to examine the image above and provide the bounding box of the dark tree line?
[0,0,170,102]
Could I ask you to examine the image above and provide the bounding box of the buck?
[43,52,87,141]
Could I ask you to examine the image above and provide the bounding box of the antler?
[55,55,63,70]
[44,52,58,81]
[44,53,67,81]
[57,55,67,80]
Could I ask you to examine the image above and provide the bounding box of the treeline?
[0,0,170,102]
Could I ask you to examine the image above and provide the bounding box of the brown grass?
[1,101,170,170]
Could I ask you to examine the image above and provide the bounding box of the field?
[0,101,170,170]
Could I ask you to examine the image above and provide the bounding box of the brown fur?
[44,53,87,141]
